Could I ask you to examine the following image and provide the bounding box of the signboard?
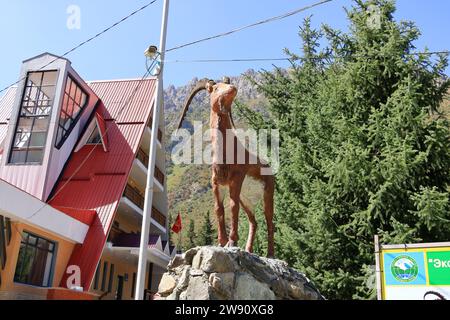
[375,240,450,300]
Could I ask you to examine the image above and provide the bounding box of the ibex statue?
[177,77,275,257]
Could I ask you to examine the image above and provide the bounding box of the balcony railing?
[135,148,165,186]
[151,207,166,227]
[124,185,144,209]
[146,116,163,143]
[122,184,167,227]
[136,148,149,167]
[154,166,165,186]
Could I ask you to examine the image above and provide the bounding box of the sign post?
[375,240,450,300]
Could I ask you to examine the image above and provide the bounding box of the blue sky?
[0,0,448,90]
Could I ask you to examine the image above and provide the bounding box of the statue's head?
[177,77,237,129]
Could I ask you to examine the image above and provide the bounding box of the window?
[94,263,100,290]
[9,71,57,164]
[14,232,56,287]
[86,126,102,144]
[108,264,115,293]
[0,215,10,270]
[131,272,136,298]
[101,261,108,291]
[55,76,88,148]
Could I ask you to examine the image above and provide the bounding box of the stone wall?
[157,246,324,300]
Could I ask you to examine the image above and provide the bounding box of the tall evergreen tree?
[199,210,215,246]
[187,218,197,249]
[238,0,450,299]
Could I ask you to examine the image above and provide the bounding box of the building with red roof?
[0,53,172,300]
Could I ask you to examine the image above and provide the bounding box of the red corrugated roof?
[50,78,157,290]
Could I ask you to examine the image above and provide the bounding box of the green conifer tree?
[237,0,450,299]
[199,210,215,246]
[187,218,197,249]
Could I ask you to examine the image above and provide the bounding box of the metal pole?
[374,235,382,300]
[135,0,170,300]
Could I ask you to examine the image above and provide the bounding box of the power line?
[164,51,449,64]
[0,0,159,95]
[165,58,290,63]
[166,0,334,53]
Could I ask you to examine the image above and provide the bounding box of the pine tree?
[199,210,215,246]
[238,0,450,299]
[187,218,197,249]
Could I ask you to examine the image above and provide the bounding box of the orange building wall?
[0,222,75,300]
[88,251,147,300]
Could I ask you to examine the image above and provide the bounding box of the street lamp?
[144,45,158,58]
[145,45,162,76]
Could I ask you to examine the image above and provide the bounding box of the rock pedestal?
[157,246,324,300]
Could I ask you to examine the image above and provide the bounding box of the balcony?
[136,148,149,167]
[134,148,165,189]
[105,234,173,268]
[146,116,163,144]
[123,184,144,209]
[121,185,167,230]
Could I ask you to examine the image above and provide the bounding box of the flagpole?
[135,0,170,300]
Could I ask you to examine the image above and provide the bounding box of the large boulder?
[157,246,324,300]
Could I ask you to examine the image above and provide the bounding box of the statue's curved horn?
[177,79,214,129]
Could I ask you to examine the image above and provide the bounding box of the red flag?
[171,213,182,234]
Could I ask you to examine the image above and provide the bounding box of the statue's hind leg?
[240,198,257,253]
[263,175,275,258]
[227,174,245,247]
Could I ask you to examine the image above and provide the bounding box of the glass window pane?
[28,235,37,246]
[26,149,44,163]
[13,131,30,148]
[61,93,69,113]
[56,127,64,146]
[87,127,101,144]
[37,238,49,250]
[80,93,87,107]
[14,244,35,284]
[29,133,46,148]
[17,117,33,130]
[65,77,72,94]
[14,232,56,287]
[42,71,57,87]
[9,71,55,165]
[70,81,77,98]
[75,87,82,105]
[56,76,88,148]
[72,104,81,120]
[32,117,50,132]
[28,72,43,87]
[10,150,27,164]
[66,98,75,118]
[42,252,54,286]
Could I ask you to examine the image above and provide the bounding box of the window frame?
[8,70,59,165]
[55,75,89,149]
[13,230,57,288]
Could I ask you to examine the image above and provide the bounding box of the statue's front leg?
[212,181,227,247]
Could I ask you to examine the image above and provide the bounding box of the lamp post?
[135,0,170,300]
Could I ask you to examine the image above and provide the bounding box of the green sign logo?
[391,255,419,282]
[427,251,450,285]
